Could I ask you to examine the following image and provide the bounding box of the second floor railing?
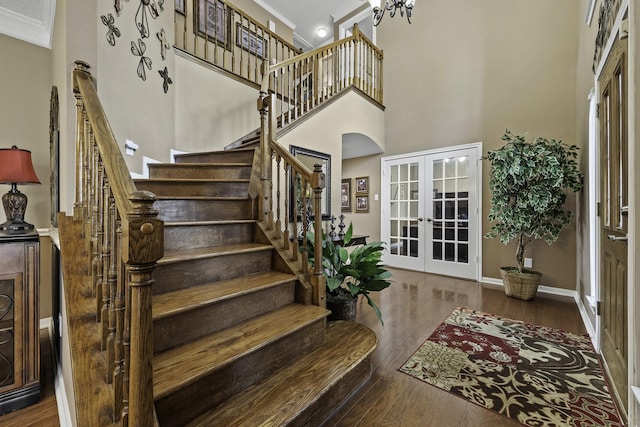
[175,0,301,86]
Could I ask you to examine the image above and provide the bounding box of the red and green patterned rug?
[399,307,623,426]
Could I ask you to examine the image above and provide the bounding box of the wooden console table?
[0,230,40,414]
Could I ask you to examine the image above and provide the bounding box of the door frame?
[380,142,483,281]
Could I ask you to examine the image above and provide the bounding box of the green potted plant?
[308,223,392,325]
[484,130,583,300]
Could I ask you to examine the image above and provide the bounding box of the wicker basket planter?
[500,267,542,301]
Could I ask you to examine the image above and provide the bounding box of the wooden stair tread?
[135,178,250,183]
[159,243,271,265]
[153,304,330,399]
[151,162,252,167]
[187,321,377,426]
[153,271,297,319]
[163,219,256,227]
[155,195,250,201]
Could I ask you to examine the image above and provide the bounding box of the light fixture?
[317,27,327,38]
[369,0,415,26]
[0,146,41,231]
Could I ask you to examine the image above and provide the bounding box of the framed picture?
[195,0,231,48]
[289,145,331,221]
[236,23,267,59]
[356,195,369,213]
[341,178,351,212]
[175,0,185,14]
[355,176,369,195]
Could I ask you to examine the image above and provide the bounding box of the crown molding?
[0,0,56,49]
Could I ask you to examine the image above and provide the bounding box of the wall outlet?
[524,257,533,268]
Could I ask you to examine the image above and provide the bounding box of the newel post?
[311,164,326,307]
[257,92,273,224]
[123,191,163,427]
[72,60,91,222]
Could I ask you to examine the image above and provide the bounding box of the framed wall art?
[341,178,351,212]
[236,23,267,59]
[355,176,369,195]
[356,195,369,213]
[195,0,231,48]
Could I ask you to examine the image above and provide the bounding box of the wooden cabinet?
[0,230,39,414]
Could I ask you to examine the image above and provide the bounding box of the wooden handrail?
[72,60,162,426]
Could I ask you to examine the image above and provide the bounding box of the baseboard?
[42,318,73,427]
[481,276,578,299]
[574,295,598,348]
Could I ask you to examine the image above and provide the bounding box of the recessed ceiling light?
[317,27,327,38]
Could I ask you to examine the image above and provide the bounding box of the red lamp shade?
[0,146,40,184]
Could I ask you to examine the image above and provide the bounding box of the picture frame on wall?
[355,176,369,195]
[235,23,267,59]
[356,195,369,213]
[341,178,351,212]
[175,0,185,14]
[195,0,231,48]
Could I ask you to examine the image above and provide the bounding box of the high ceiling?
[255,0,369,50]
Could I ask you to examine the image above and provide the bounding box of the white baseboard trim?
[41,318,72,426]
[481,276,578,299]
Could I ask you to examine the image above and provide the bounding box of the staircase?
[121,148,376,425]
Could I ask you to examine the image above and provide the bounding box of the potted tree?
[308,223,392,325]
[484,130,583,300]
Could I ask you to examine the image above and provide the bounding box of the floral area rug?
[399,307,623,426]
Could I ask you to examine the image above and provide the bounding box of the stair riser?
[155,199,253,221]
[164,222,254,252]
[155,320,326,427]
[149,165,251,179]
[291,354,373,427]
[154,281,296,354]
[153,250,272,294]
[175,150,255,164]
[135,180,249,198]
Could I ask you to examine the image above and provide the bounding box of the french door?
[381,145,480,280]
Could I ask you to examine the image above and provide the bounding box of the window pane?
[433,160,443,179]
[458,243,468,263]
[433,242,442,260]
[458,156,469,176]
[445,242,455,261]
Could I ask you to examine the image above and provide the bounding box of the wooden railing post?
[73,60,91,222]
[258,92,272,225]
[123,191,163,427]
[311,164,326,307]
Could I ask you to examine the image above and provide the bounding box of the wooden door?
[599,35,628,413]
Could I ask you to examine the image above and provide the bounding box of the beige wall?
[349,0,581,288]
[0,35,51,228]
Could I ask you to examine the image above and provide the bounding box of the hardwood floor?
[324,268,587,427]
[0,328,59,427]
[0,269,587,426]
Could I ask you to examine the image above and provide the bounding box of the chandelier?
[369,0,415,26]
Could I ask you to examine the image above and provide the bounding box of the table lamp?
[0,145,41,231]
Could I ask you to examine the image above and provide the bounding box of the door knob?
[426,218,432,222]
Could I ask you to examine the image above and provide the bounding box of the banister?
[73,62,137,217]
[72,60,162,426]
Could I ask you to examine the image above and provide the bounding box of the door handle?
[410,218,425,222]
[425,218,432,222]
[607,234,628,241]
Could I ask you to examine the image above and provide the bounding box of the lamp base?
[2,185,33,232]
[0,219,35,232]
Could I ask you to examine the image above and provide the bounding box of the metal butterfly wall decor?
[114,0,129,15]
[157,28,170,60]
[131,38,153,81]
[135,0,160,39]
[101,13,121,46]
[158,67,173,93]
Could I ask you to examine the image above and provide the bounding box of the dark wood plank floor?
[324,268,587,427]
[0,328,60,427]
[0,269,586,426]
